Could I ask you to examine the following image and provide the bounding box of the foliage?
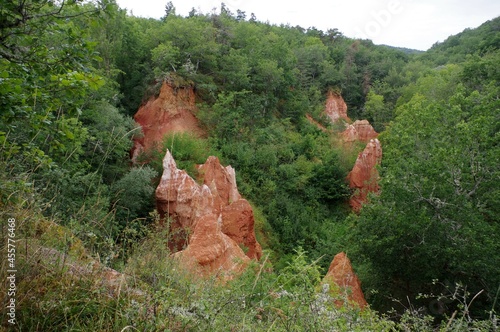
[0,0,152,269]
[141,132,217,180]
[362,89,387,132]
[79,101,136,183]
[0,1,106,169]
[112,166,157,228]
[10,218,496,331]
[422,16,500,65]
[348,61,500,318]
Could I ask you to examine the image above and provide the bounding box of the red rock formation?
[155,150,213,252]
[155,150,262,277]
[197,156,262,260]
[347,139,382,212]
[323,90,351,124]
[316,91,379,145]
[131,81,204,161]
[341,120,378,143]
[197,156,242,209]
[340,123,358,142]
[221,199,261,260]
[314,90,381,212]
[322,252,367,309]
[172,214,250,278]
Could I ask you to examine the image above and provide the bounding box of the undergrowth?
[0,141,496,331]
[2,188,498,331]
[0,147,497,331]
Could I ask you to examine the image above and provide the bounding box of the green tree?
[0,0,107,170]
[363,90,388,132]
[151,41,181,73]
[295,37,329,88]
[349,64,500,317]
[79,101,135,184]
[112,166,157,229]
[162,1,176,21]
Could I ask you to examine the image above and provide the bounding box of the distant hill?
[420,16,500,65]
[379,45,424,55]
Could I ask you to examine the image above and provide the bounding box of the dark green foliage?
[0,1,153,267]
[348,61,500,318]
[421,16,500,65]
[362,90,388,132]
[112,166,157,227]
[79,101,136,183]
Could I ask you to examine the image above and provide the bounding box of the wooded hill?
[1,1,498,330]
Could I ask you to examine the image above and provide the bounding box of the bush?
[112,166,157,229]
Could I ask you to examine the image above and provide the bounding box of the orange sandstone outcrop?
[172,214,250,278]
[197,156,262,260]
[155,150,212,252]
[155,150,262,277]
[324,90,351,124]
[221,199,262,260]
[341,120,378,143]
[131,81,204,161]
[347,139,382,212]
[322,252,367,309]
[317,91,378,141]
[311,90,381,212]
[310,91,379,144]
[197,156,241,209]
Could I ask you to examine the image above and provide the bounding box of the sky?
[115,0,500,51]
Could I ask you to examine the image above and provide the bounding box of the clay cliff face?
[341,120,378,143]
[324,90,351,124]
[131,82,204,161]
[172,213,250,278]
[347,138,382,212]
[155,150,262,277]
[322,252,367,309]
[316,92,378,143]
[310,92,379,144]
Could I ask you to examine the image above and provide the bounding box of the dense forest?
[1,1,499,330]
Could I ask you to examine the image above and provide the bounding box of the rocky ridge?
[322,252,367,309]
[318,91,382,212]
[342,119,379,143]
[155,150,262,278]
[131,81,204,162]
[347,138,382,212]
[323,90,351,124]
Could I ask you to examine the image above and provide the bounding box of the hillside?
[380,45,425,55]
[1,1,498,330]
[420,16,500,65]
